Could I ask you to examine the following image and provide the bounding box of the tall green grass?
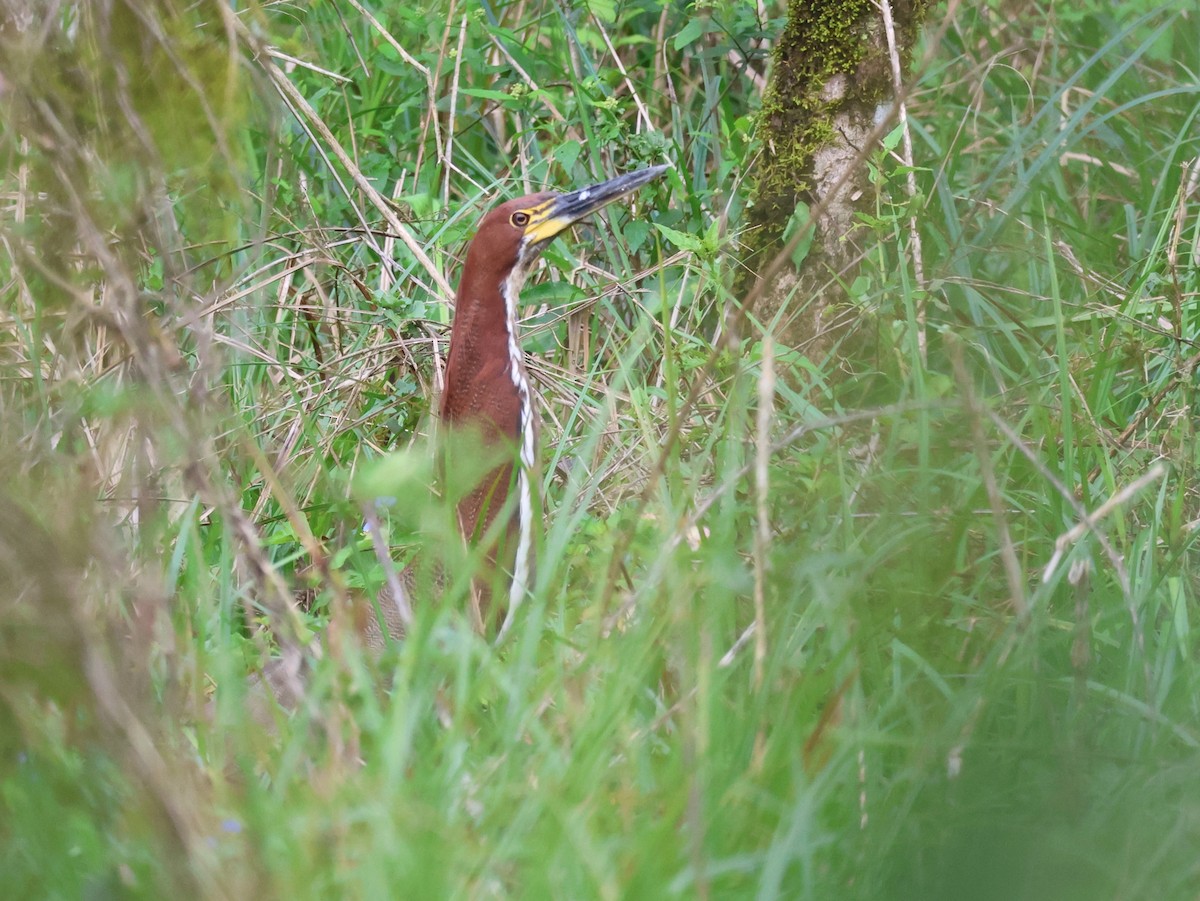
[1,0,1199,897]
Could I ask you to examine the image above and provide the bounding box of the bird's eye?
[510,211,530,228]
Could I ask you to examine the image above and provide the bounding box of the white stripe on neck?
[498,271,535,631]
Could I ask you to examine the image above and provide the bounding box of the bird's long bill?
[524,164,669,245]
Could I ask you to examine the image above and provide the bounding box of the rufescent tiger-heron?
[361,164,670,646]
[433,163,670,634]
[256,165,668,711]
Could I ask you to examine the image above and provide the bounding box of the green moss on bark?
[754,0,926,223]
[740,0,929,351]
[756,0,875,218]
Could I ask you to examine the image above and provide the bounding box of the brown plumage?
[436,167,668,632]
[252,166,667,713]
[439,194,553,630]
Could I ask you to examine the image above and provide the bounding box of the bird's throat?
[498,271,535,620]
[439,266,536,628]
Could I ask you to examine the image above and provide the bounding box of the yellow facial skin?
[519,164,669,246]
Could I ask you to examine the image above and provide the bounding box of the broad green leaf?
[654,222,702,252]
[554,139,583,173]
[673,17,705,50]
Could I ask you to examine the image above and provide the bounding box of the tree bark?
[741,0,928,359]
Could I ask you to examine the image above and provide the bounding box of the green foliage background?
[1,0,1199,897]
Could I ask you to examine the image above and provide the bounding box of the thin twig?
[948,337,1029,622]
[1043,463,1167,584]
[985,409,1153,696]
[752,336,774,692]
[444,15,468,209]
[264,47,353,83]
[880,0,929,361]
[361,504,415,630]
[591,12,655,131]
[237,20,454,300]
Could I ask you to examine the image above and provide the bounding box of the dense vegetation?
[2,1,1199,897]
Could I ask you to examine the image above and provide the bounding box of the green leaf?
[882,122,905,152]
[353,449,434,504]
[587,0,617,24]
[673,17,705,50]
[781,203,814,268]
[653,222,702,253]
[459,88,513,102]
[554,139,583,173]
[624,219,649,255]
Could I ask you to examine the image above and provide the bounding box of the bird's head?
[466,164,669,299]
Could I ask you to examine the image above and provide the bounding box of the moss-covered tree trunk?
[741,0,927,358]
